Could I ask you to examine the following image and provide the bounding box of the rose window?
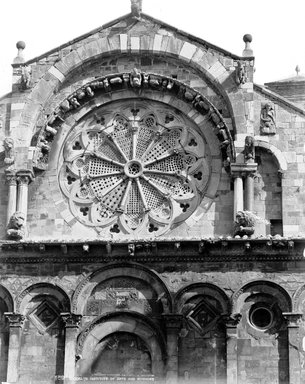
[59,100,211,236]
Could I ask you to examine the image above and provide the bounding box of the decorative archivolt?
[32,69,235,173]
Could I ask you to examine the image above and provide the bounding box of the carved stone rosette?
[59,99,211,236]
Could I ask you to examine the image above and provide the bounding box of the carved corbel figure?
[3,137,15,167]
[244,136,255,163]
[7,211,26,240]
[130,68,142,88]
[69,97,81,109]
[233,210,255,237]
[236,62,247,85]
[20,65,32,90]
[260,102,276,134]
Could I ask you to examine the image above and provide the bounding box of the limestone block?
[97,37,110,54]
[48,66,65,83]
[59,50,82,74]
[108,35,120,52]
[119,34,128,52]
[130,36,140,52]
[77,40,100,61]
[153,34,163,53]
[179,42,197,62]
[283,151,297,163]
[166,37,184,56]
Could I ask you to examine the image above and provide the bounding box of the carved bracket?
[4,312,25,328]
[60,313,82,328]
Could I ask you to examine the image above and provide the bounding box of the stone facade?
[1,5,305,384]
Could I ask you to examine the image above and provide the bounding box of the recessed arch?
[292,283,305,312]
[254,138,288,173]
[231,279,292,314]
[32,72,235,172]
[16,282,71,314]
[0,284,14,313]
[174,282,230,314]
[72,262,173,314]
[76,311,166,378]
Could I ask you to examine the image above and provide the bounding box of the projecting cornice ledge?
[0,238,303,263]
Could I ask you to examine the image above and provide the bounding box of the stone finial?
[242,34,253,57]
[296,65,300,76]
[131,0,142,19]
[13,41,26,64]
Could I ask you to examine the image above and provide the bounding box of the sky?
[1,0,305,94]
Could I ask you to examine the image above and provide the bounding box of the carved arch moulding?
[31,70,235,238]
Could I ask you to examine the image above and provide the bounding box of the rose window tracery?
[59,100,211,236]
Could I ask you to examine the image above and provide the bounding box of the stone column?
[16,172,33,220]
[61,313,82,384]
[162,314,183,384]
[231,163,257,219]
[223,314,241,384]
[4,313,25,383]
[5,172,17,225]
[245,173,255,211]
[233,175,243,218]
[283,312,303,384]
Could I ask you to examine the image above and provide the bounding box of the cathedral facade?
[1,3,305,384]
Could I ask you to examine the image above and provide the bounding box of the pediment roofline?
[254,83,305,116]
[14,12,252,67]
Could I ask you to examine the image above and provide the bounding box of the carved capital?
[60,313,82,328]
[16,170,34,185]
[283,312,303,328]
[162,314,184,330]
[5,171,17,186]
[222,313,242,327]
[4,312,25,328]
[231,163,258,178]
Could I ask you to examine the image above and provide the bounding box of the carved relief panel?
[85,277,161,316]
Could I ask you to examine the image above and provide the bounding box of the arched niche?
[231,280,291,383]
[72,263,172,315]
[76,312,166,379]
[174,282,230,314]
[16,282,70,314]
[232,280,291,315]
[253,144,284,236]
[16,283,70,383]
[174,283,229,383]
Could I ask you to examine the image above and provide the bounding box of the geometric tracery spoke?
[59,99,212,236]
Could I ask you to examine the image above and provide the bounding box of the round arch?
[254,138,288,173]
[16,282,71,314]
[174,282,230,314]
[32,72,234,174]
[72,262,173,314]
[0,284,14,313]
[20,38,243,143]
[231,279,292,314]
[76,311,166,378]
[292,283,305,312]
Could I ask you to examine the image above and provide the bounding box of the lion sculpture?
[7,211,26,240]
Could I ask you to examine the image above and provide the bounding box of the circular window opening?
[250,306,274,330]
